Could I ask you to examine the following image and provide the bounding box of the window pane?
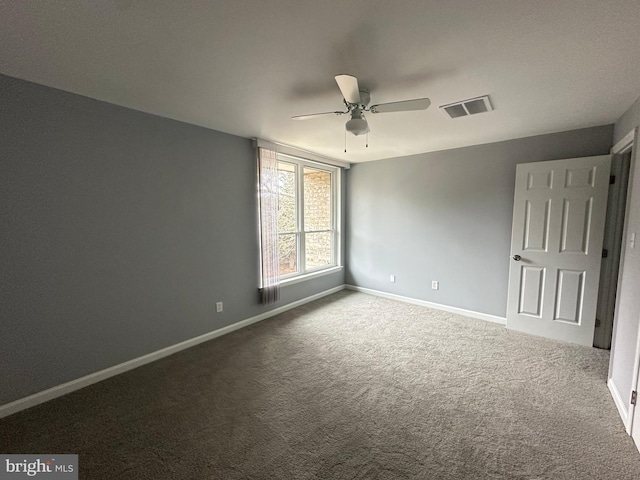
[278,162,296,233]
[278,233,298,275]
[305,231,332,269]
[304,168,331,231]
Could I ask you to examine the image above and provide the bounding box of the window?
[276,154,339,279]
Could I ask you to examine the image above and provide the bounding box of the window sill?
[280,266,343,287]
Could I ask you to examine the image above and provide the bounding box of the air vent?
[440,95,493,119]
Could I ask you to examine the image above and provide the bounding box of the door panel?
[506,155,611,346]
[527,170,553,190]
[560,197,592,253]
[554,269,584,324]
[523,199,551,251]
[518,266,545,316]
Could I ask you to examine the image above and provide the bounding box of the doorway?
[594,150,632,349]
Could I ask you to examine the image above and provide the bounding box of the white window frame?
[276,152,341,283]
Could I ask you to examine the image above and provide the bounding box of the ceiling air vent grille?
[440,95,493,119]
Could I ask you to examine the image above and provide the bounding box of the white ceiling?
[1,1,639,163]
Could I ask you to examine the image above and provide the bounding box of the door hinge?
[595,318,601,328]
[632,391,637,406]
[602,249,608,258]
[610,175,616,185]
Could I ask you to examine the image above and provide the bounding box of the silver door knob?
[513,255,521,261]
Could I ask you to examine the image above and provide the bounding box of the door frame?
[633,351,640,449]
[607,127,639,435]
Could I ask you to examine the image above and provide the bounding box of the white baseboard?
[608,377,630,432]
[0,285,346,419]
[345,285,507,325]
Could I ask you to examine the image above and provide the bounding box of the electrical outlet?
[390,275,396,283]
[216,302,223,313]
[431,281,439,290]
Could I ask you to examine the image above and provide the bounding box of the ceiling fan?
[292,74,431,136]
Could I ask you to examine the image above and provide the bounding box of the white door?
[506,155,611,346]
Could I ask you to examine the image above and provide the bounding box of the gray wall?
[346,126,613,317]
[0,74,344,405]
[610,94,640,409]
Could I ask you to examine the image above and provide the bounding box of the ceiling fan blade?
[292,111,346,120]
[335,74,361,104]
[370,98,431,114]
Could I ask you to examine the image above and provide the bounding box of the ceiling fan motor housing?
[357,90,370,107]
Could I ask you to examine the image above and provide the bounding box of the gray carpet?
[1,290,639,479]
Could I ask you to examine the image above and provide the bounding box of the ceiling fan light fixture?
[346,117,369,136]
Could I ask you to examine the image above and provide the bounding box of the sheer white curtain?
[257,147,280,304]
